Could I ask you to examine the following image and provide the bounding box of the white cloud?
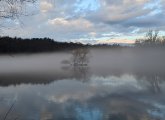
[89,32,97,37]
[40,1,53,13]
[48,18,93,32]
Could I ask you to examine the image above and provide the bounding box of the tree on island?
[71,48,90,66]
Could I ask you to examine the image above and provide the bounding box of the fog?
[0,48,165,86]
[90,48,165,75]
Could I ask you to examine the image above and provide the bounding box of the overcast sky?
[1,0,165,44]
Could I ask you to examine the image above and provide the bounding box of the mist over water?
[1,48,165,82]
[0,48,165,120]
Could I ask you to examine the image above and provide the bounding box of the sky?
[1,0,165,44]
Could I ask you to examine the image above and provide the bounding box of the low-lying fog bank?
[0,48,165,86]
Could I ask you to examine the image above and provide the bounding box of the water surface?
[0,49,165,120]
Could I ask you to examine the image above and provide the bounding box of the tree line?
[1,30,165,54]
[0,36,85,54]
[0,36,122,54]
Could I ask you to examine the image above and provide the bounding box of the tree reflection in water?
[61,47,91,81]
[136,72,165,94]
[72,66,90,81]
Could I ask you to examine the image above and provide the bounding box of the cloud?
[123,14,165,28]
[40,1,53,13]
[1,0,165,44]
[96,39,135,44]
[46,18,94,37]
[89,0,151,22]
[48,18,93,30]
[89,32,97,37]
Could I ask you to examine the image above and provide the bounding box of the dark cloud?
[122,13,165,28]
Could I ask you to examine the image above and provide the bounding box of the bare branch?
[0,0,37,19]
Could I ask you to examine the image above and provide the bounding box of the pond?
[0,49,165,120]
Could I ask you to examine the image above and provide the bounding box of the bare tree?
[71,48,90,66]
[162,36,165,45]
[134,30,165,47]
[145,30,159,44]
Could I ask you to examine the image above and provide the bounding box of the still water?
[0,49,165,120]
